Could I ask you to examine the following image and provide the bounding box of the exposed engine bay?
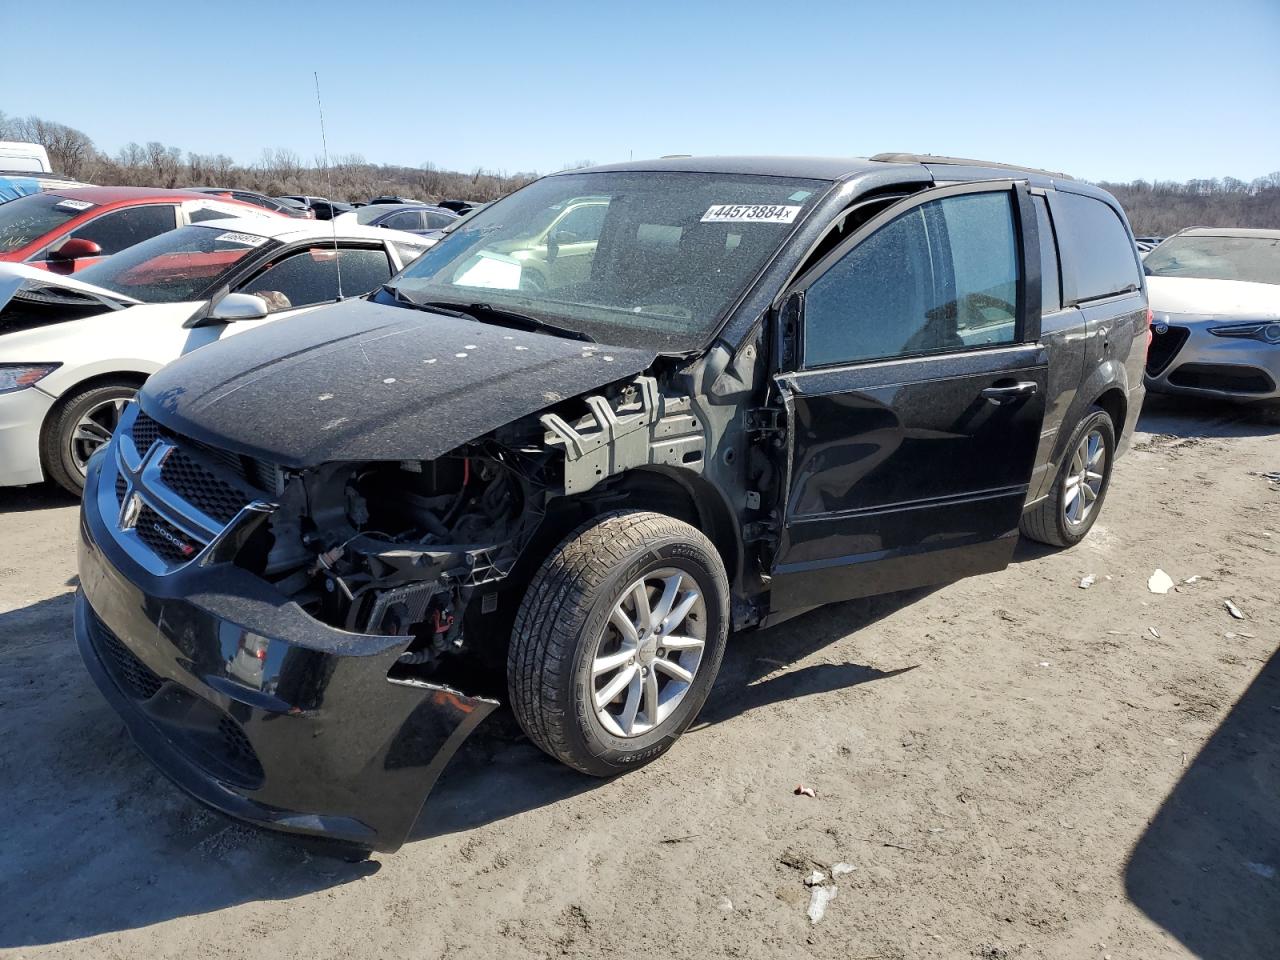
[237,440,551,678]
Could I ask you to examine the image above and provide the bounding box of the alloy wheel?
[590,568,707,738]
[1062,428,1106,528]
[70,397,129,475]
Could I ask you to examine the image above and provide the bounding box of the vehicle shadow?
[1136,393,1280,440]
[1123,645,1279,958]
[0,586,927,945]
[416,588,929,840]
[0,483,77,515]
[0,594,377,949]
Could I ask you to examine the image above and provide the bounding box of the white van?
[0,142,53,174]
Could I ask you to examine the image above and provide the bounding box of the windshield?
[75,225,273,302]
[0,192,87,252]
[1145,234,1280,285]
[387,171,827,351]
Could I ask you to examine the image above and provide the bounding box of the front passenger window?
[803,191,1020,367]
[240,247,393,312]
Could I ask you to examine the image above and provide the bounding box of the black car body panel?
[77,154,1147,853]
[141,300,655,467]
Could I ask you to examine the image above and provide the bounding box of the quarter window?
[1053,192,1140,302]
[803,191,1020,367]
[241,247,392,312]
[68,205,177,256]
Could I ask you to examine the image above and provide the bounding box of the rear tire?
[508,510,729,777]
[1020,406,1116,547]
[41,381,137,496]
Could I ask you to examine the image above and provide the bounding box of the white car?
[0,217,435,493]
[1143,228,1280,402]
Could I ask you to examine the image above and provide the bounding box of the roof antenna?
[314,71,343,300]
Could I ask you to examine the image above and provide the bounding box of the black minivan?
[75,154,1148,854]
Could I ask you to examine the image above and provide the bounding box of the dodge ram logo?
[152,522,196,556]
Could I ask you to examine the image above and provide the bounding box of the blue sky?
[4,0,1278,182]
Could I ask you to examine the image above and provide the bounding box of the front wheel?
[42,381,137,496]
[1020,406,1116,547]
[508,510,729,777]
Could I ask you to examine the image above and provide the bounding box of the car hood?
[0,262,139,336]
[140,298,657,468]
[1147,276,1280,320]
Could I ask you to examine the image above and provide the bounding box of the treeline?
[4,111,1279,232]
[0,112,537,203]
[1098,174,1280,236]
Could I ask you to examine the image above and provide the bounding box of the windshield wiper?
[416,298,595,343]
[382,287,595,342]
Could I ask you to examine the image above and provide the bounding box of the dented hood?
[140,298,656,468]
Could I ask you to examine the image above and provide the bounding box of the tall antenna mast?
[314,71,344,299]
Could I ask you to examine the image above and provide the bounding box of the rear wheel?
[1020,406,1116,547]
[508,510,729,777]
[42,381,137,496]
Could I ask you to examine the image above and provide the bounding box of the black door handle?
[981,380,1038,404]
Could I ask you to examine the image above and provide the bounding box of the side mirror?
[48,237,102,262]
[208,292,269,323]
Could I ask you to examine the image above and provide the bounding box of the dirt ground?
[0,394,1276,960]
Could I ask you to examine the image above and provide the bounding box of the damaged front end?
[76,360,720,852]
[75,403,554,853]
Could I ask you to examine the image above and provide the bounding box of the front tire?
[508,510,729,777]
[1020,406,1116,547]
[42,381,137,496]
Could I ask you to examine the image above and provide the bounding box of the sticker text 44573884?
[701,204,802,224]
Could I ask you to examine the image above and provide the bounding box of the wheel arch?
[38,369,149,468]
[1091,385,1127,441]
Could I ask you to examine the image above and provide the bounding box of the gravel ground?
[0,395,1276,960]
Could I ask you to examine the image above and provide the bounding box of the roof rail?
[870,153,1074,181]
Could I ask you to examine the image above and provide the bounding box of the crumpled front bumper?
[75,451,497,854]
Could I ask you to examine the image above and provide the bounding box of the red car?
[0,187,278,273]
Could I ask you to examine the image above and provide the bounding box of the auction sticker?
[215,231,268,247]
[701,203,801,224]
[55,198,95,212]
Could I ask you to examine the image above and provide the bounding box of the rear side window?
[383,210,424,231]
[803,190,1020,367]
[1033,196,1061,312]
[423,211,456,229]
[1053,192,1140,303]
[240,246,392,311]
[70,205,177,256]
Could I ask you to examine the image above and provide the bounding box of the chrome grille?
[159,449,252,525]
[134,504,203,565]
[129,411,162,454]
[129,410,282,496]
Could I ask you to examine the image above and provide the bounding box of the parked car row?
[61,153,1154,858]
[0,213,434,492]
[0,187,274,272]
